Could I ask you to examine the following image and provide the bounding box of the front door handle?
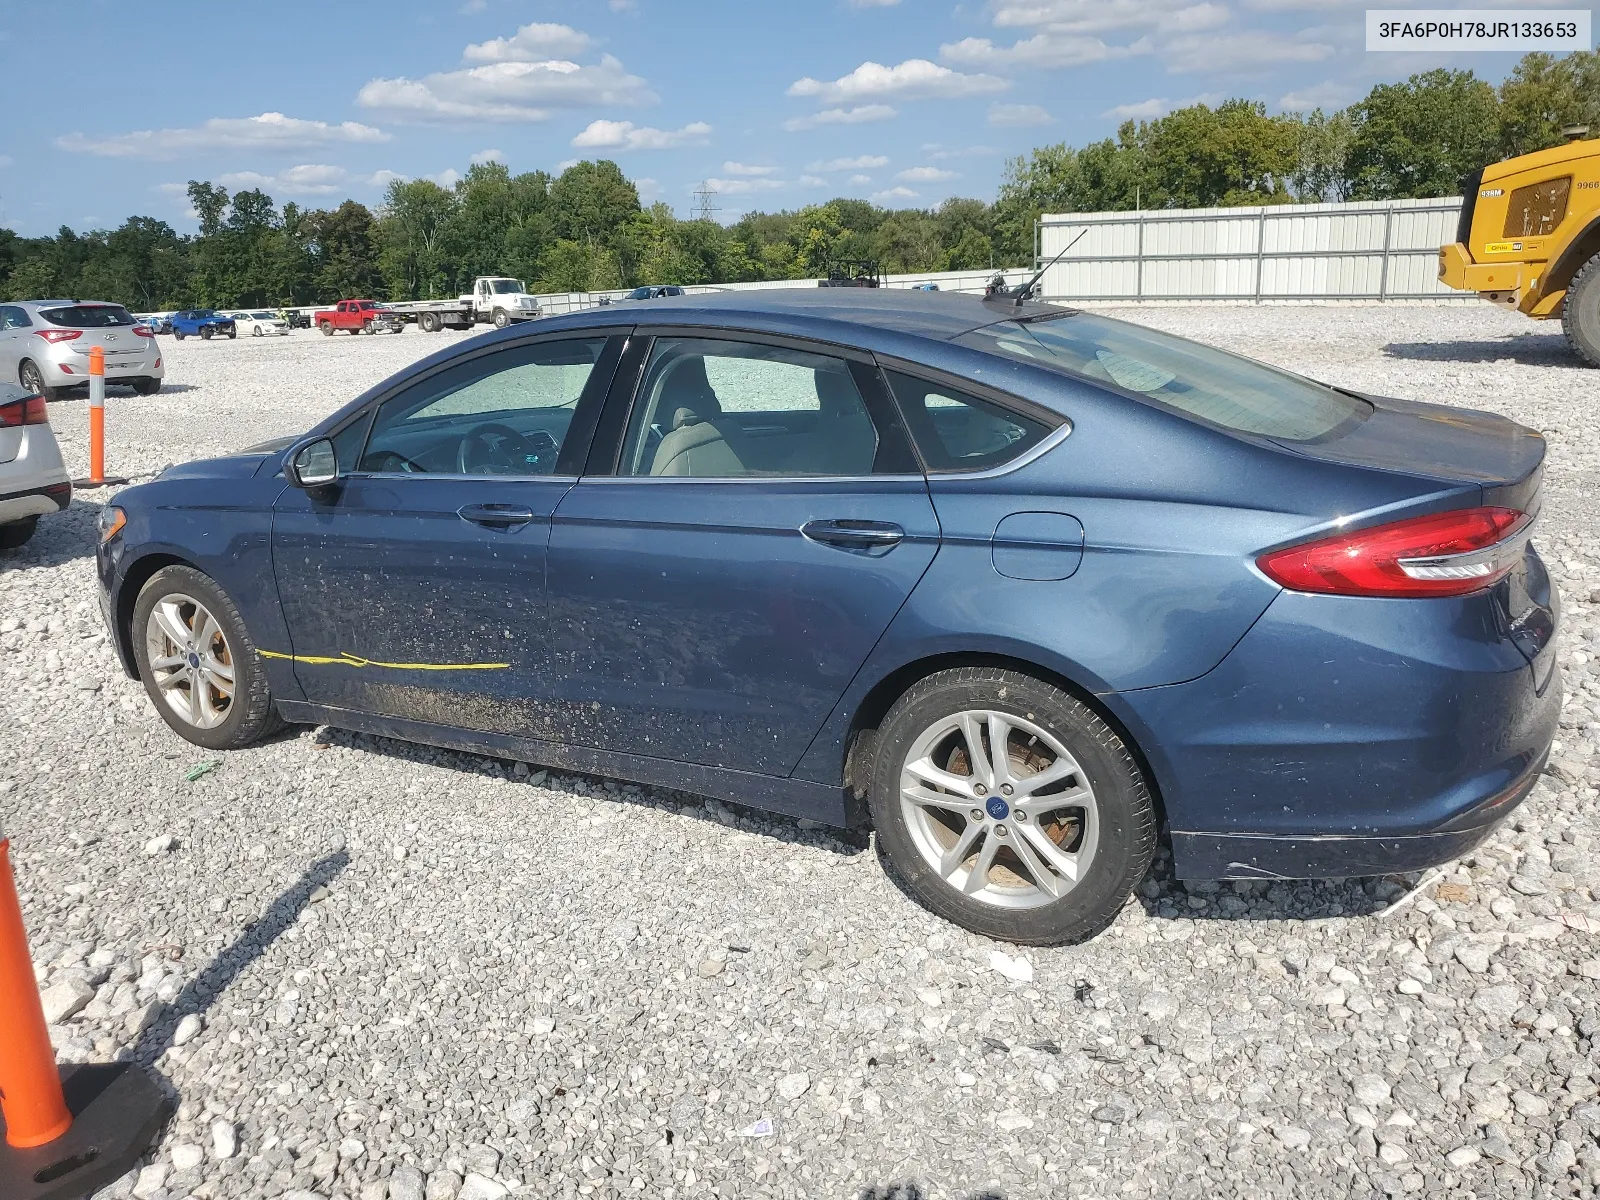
[800,519,905,549]
[458,503,536,529]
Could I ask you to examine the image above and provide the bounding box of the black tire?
[492,308,510,329]
[868,667,1156,945]
[226,327,237,339]
[320,321,334,337]
[1563,252,1600,368]
[132,566,284,750]
[0,517,38,551]
[18,360,60,402]
[419,312,439,333]
[174,331,185,341]
[201,326,214,341]
[131,378,161,396]
[251,325,262,337]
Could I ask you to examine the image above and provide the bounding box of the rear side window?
[38,304,137,328]
[958,314,1369,443]
[885,371,1054,473]
[0,306,31,330]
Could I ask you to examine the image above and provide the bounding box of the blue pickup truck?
[170,309,236,341]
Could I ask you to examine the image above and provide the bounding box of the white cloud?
[849,0,902,6]
[799,174,828,186]
[358,52,654,123]
[721,161,781,176]
[1162,28,1335,72]
[788,59,1009,104]
[943,34,1140,69]
[702,176,788,195]
[471,147,506,164]
[990,0,1227,34]
[217,163,352,196]
[848,173,873,185]
[1102,92,1223,119]
[897,166,959,182]
[782,104,897,131]
[808,154,889,171]
[1279,80,1357,110]
[555,158,580,172]
[871,186,919,202]
[923,143,999,160]
[635,176,662,201]
[571,119,712,150]
[56,112,390,161]
[428,168,462,188]
[988,102,1054,126]
[369,169,407,189]
[463,22,593,62]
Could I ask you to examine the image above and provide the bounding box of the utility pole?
[692,180,719,223]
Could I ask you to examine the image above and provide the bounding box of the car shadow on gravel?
[314,726,873,857]
[1381,334,1580,367]
[0,499,105,570]
[1133,851,1396,925]
[132,848,350,1067]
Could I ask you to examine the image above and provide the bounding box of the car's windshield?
[958,314,1370,442]
[39,304,138,328]
[627,287,651,299]
[488,279,525,294]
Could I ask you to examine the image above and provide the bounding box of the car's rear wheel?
[869,668,1156,945]
[226,327,237,339]
[18,360,59,402]
[320,321,334,336]
[0,517,38,551]
[419,312,439,333]
[132,565,283,750]
[131,378,161,396]
[1563,252,1600,367]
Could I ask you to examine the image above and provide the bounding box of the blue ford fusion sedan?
[95,288,1560,944]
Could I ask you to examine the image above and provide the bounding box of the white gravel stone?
[777,1072,811,1101]
[1446,1146,1482,1169]
[210,1118,237,1159]
[458,1176,509,1200]
[142,835,176,855]
[170,1142,204,1171]
[172,1012,203,1046]
[6,307,1599,1199]
[39,977,94,1024]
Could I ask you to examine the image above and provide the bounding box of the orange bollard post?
[71,346,126,490]
[0,840,72,1148]
[0,834,172,1199]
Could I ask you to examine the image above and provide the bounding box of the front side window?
[885,372,1055,473]
[359,338,607,476]
[618,338,881,478]
[39,304,137,329]
[958,313,1369,443]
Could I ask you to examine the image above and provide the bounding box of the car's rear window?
[38,304,138,329]
[958,314,1370,443]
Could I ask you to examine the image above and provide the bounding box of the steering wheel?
[457,423,537,475]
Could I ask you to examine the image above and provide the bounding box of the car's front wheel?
[869,667,1156,945]
[132,565,283,750]
[201,327,214,341]
[174,330,186,340]
[1564,251,1600,367]
[492,308,510,329]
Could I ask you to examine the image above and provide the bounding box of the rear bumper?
[39,354,163,385]
[1113,553,1561,880]
[0,480,72,525]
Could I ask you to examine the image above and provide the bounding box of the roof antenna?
[996,226,1089,307]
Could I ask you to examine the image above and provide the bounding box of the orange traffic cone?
[0,838,172,1199]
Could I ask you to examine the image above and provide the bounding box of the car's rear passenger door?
[544,330,941,777]
[270,333,624,724]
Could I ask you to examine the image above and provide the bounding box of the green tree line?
[2,54,1594,309]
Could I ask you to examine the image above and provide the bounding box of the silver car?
[0,300,165,400]
[0,382,71,550]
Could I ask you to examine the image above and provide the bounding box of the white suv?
[0,382,71,550]
[0,301,164,400]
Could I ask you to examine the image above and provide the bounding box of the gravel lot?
[2,305,1598,1200]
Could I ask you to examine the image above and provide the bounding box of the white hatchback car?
[229,311,291,337]
[0,301,164,399]
[0,382,71,550]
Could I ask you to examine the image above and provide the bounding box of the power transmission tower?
[692,180,719,223]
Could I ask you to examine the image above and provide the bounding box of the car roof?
[539,286,1067,344]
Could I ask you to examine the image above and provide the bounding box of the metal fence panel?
[1037,197,1467,302]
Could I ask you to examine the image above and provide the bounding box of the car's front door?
[544,332,940,776]
[271,333,624,728]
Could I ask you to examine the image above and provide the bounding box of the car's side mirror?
[286,438,339,489]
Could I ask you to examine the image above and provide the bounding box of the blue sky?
[0,0,1560,235]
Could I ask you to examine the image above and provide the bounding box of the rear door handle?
[800,519,905,549]
[458,503,536,529]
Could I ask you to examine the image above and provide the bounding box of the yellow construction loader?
[1439,127,1600,365]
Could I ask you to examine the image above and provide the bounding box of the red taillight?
[34,329,82,344]
[1257,507,1530,599]
[133,325,155,338]
[0,395,49,427]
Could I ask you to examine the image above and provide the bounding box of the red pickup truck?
[313,299,405,335]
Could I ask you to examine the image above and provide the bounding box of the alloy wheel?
[898,709,1099,910]
[144,592,235,729]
